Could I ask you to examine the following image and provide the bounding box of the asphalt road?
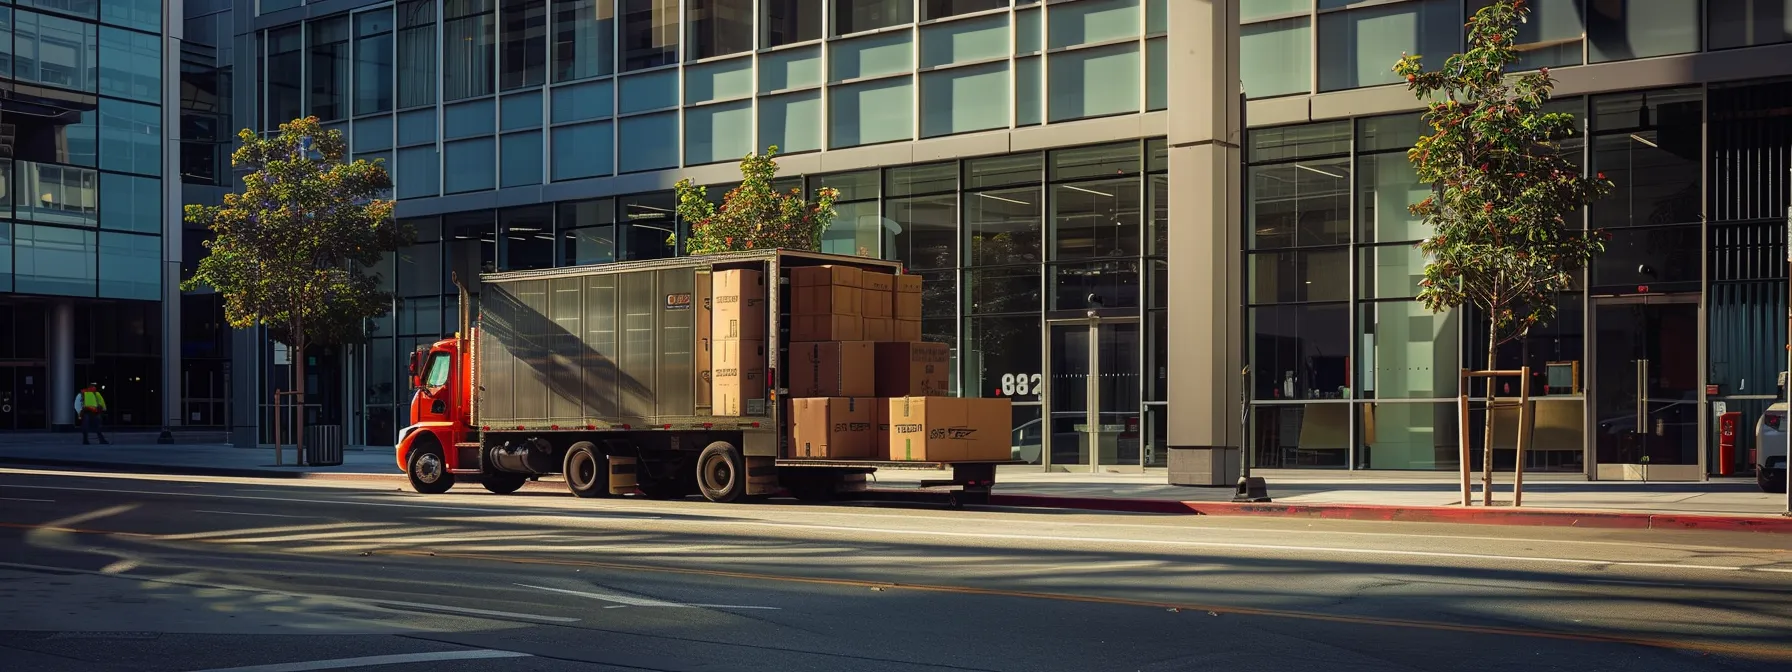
[1,467,1789,672]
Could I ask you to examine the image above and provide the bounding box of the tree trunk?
[1481,317,1498,506]
[293,316,306,468]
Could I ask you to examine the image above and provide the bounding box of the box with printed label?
[791,313,862,341]
[894,274,922,294]
[696,273,713,408]
[793,284,861,316]
[712,339,766,417]
[874,342,949,397]
[711,269,766,341]
[893,319,921,342]
[861,317,893,342]
[860,271,894,318]
[791,397,876,459]
[789,341,875,398]
[886,396,1012,462]
[792,265,863,289]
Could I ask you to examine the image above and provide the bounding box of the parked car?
[1756,403,1788,493]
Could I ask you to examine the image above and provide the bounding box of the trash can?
[305,424,345,466]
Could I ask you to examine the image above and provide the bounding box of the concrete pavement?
[2,468,1789,671]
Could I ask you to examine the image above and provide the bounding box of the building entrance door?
[1045,317,1141,472]
[1590,294,1703,481]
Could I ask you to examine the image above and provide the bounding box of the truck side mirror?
[408,350,422,389]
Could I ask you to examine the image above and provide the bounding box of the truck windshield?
[422,352,452,388]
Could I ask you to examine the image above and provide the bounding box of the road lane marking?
[1,483,659,520]
[194,510,318,519]
[364,598,581,623]
[187,649,531,671]
[516,583,779,610]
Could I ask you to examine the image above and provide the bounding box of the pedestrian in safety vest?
[74,383,109,445]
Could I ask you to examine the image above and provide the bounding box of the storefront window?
[1250,303,1349,400]
[1357,300,1458,400]
[1248,159,1350,249]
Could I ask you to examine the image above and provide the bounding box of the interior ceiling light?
[1295,164,1345,179]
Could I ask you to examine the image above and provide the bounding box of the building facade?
[0,0,183,433]
[230,0,1792,480]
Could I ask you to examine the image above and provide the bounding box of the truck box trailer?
[395,249,1008,505]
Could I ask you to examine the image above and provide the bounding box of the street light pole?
[1785,206,1791,516]
[1235,365,1269,502]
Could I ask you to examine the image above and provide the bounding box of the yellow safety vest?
[82,390,106,412]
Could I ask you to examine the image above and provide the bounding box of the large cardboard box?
[894,291,922,320]
[712,269,767,341]
[886,397,1012,462]
[792,313,862,341]
[712,340,766,416]
[893,319,922,342]
[861,317,893,341]
[792,265,863,289]
[794,284,861,316]
[791,397,876,459]
[875,342,949,397]
[696,273,713,409]
[894,274,922,294]
[860,271,894,319]
[789,341,876,398]
[872,400,891,460]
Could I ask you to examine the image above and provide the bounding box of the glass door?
[1591,295,1702,480]
[1046,318,1141,472]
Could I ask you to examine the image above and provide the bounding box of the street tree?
[182,117,406,459]
[1393,0,1612,496]
[674,147,839,254]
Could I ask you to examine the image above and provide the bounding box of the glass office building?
[0,0,180,432]
[235,0,1792,479]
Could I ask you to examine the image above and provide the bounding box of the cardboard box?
[861,271,894,292]
[792,265,863,288]
[696,273,712,408]
[793,284,861,316]
[875,342,949,397]
[886,396,1012,462]
[894,275,922,294]
[861,317,893,342]
[712,340,766,416]
[893,319,921,343]
[894,290,922,320]
[791,397,876,459]
[792,313,862,341]
[712,269,766,340]
[860,271,894,319]
[789,341,876,398]
[872,400,891,460]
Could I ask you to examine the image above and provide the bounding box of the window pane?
[1242,17,1310,98]
[1050,142,1139,181]
[552,79,614,122]
[618,192,677,260]
[1146,38,1165,111]
[501,90,544,130]
[560,200,617,265]
[1710,0,1792,49]
[98,231,161,300]
[821,200,880,257]
[1016,56,1041,126]
[1358,401,1463,469]
[309,17,351,120]
[444,138,496,193]
[966,154,1042,191]
[1358,301,1458,400]
[970,264,1043,314]
[500,0,548,90]
[1249,121,1351,163]
[99,99,161,177]
[1357,243,1426,300]
[888,194,956,270]
[921,63,1008,138]
[828,78,914,148]
[621,0,678,71]
[1591,224,1701,291]
[1051,259,1140,310]
[968,186,1042,267]
[1242,0,1308,22]
[444,98,496,138]
[17,163,99,227]
[500,131,543,187]
[689,0,753,60]
[1052,178,1139,260]
[15,224,97,296]
[444,0,496,100]
[686,57,754,103]
[396,145,440,198]
[923,0,1006,21]
[1469,0,1582,70]
[12,106,96,168]
[101,0,159,31]
[100,25,160,103]
[760,45,822,92]
[1588,0,1699,62]
[887,163,956,197]
[445,211,497,295]
[1047,0,1141,49]
[397,0,438,108]
[919,13,1008,68]
[763,0,823,48]
[1356,153,1428,243]
[813,170,879,201]
[1047,42,1140,122]
[1250,303,1349,400]
[551,121,614,179]
[397,110,438,146]
[397,237,442,297]
[1590,134,1701,229]
[553,0,615,81]
[100,172,161,234]
[619,69,678,113]
[1147,174,1167,256]
[1249,248,1348,303]
[500,205,554,270]
[355,11,396,115]
[759,90,823,154]
[16,11,98,93]
[830,30,913,81]
[617,112,678,172]
[1016,8,1041,55]
[834,0,912,36]
[1248,158,1350,249]
[966,316,1042,417]
[1318,0,1459,92]
[685,101,754,165]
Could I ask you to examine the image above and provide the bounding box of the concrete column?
[49,302,77,430]
[1165,1,1244,479]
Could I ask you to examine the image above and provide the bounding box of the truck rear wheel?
[407,442,454,494]
[563,442,608,499]
[696,442,746,503]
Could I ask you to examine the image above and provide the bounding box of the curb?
[0,457,310,479]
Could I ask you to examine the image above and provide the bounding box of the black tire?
[563,441,608,499]
[406,441,454,494]
[696,442,746,503]
[482,472,528,495]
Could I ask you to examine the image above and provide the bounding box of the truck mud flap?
[745,456,779,496]
[608,456,639,495]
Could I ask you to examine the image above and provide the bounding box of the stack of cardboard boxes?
[786,264,1010,463]
[710,269,767,417]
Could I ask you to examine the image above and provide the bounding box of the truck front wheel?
[563,442,608,499]
[407,442,454,494]
[696,442,746,503]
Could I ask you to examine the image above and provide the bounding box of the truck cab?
[396,336,471,493]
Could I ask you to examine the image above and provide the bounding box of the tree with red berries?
[674,147,839,254]
[1393,0,1611,498]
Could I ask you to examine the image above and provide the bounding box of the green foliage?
[674,147,839,254]
[1393,0,1612,351]
[181,117,408,352]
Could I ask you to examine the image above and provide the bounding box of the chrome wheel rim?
[415,453,443,483]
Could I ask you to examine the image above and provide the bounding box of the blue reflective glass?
[551,79,614,123]
[353,116,394,152]
[501,91,545,131]
[15,10,99,93]
[920,63,1007,138]
[14,224,97,297]
[444,98,496,139]
[758,90,821,154]
[99,98,162,176]
[551,121,614,180]
[758,45,821,93]
[99,25,161,102]
[100,172,161,234]
[829,77,913,148]
[618,69,677,114]
[17,163,100,227]
[443,137,497,193]
[617,112,676,172]
[396,109,438,145]
[501,131,544,187]
[98,231,161,300]
[684,101,753,165]
[396,145,440,198]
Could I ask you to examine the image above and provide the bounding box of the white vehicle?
[1755,402,1788,493]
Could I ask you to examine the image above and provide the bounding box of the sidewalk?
[1,440,1785,532]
